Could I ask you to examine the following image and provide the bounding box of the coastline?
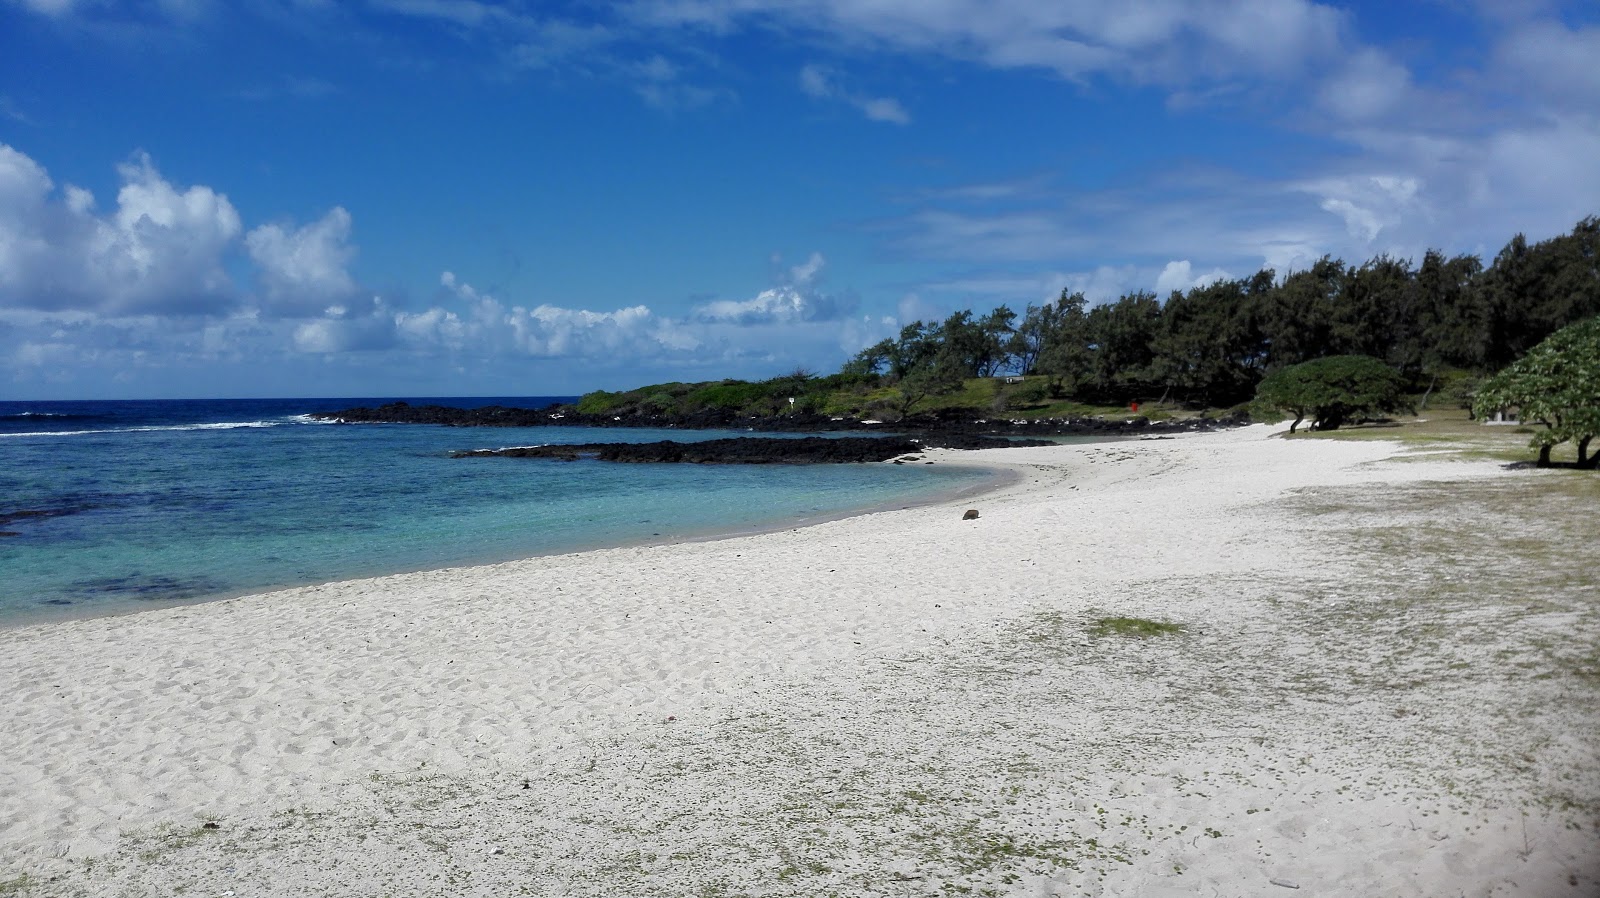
[0,456,1020,633]
[2,425,1595,895]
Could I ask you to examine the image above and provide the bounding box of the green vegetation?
[1471,316,1600,468]
[1253,355,1412,433]
[570,217,1597,426]
[834,216,1598,415]
[1088,616,1186,638]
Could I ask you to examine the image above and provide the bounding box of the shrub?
[576,390,623,415]
[1254,355,1411,433]
[1471,316,1600,467]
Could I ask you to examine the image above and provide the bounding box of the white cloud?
[1317,49,1413,125]
[424,271,702,359]
[10,0,212,24]
[838,313,899,354]
[0,145,242,315]
[1154,260,1230,296]
[369,0,517,28]
[693,286,825,325]
[692,252,855,324]
[798,64,911,125]
[245,207,360,315]
[789,250,825,285]
[292,314,394,354]
[11,0,80,15]
[1493,20,1600,112]
[1058,265,1147,303]
[628,53,726,110]
[510,19,616,69]
[859,96,911,125]
[642,1,1347,87]
[887,208,1084,263]
[0,146,885,386]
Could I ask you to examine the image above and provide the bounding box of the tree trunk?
[1289,413,1303,434]
[1418,375,1437,411]
[1578,436,1596,469]
[1537,444,1553,467]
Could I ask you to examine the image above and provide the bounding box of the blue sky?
[2,0,1597,399]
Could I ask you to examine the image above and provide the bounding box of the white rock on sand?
[0,424,1595,896]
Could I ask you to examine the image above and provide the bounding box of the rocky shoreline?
[451,434,1053,465]
[313,401,1249,438]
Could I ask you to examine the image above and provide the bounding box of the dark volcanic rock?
[453,434,1057,464]
[916,433,1055,450]
[313,402,563,427]
[454,437,925,464]
[314,400,1250,438]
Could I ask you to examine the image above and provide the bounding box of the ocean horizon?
[0,396,1001,626]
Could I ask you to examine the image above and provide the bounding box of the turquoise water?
[0,398,997,625]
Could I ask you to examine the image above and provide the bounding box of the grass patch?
[1089,616,1186,638]
[1279,406,1590,466]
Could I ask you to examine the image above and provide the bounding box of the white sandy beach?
[1,425,1596,896]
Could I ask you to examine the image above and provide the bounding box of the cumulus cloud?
[799,64,911,124]
[692,252,855,325]
[418,271,702,359]
[0,144,242,315]
[290,297,400,354]
[1154,260,1230,295]
[246,207,360,315]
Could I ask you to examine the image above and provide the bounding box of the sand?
[1,424,1596,896]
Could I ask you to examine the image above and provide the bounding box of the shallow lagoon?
[0,397,996,623]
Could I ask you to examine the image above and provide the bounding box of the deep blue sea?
[0,397,999,625]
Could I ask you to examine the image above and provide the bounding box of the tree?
[1414,249,1486,372]
[1335,255,1420,372]
[1260,256,1343,369]
[1153,275,1269,407]
[894,354,967,417]
[841,342,890,377]
[883,321,940,378]
[1471,315,1600,468]
[1477,219,1600,370]
[1254,355,1412,433]
[1085,291,1162,401]
[975,306,1019,376]
[1028,290,1092,396]
[1009,300,1057,375]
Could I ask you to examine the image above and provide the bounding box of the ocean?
[0,397,999,625]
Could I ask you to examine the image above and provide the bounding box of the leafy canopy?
[1471,315,1600,467]
[1254,355,1411,433]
